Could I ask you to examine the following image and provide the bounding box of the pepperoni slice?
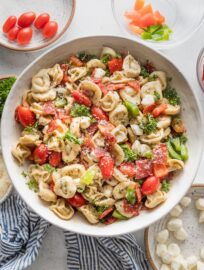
[135,159,153,179]
[153,143,168,164]
[43,101,56,115]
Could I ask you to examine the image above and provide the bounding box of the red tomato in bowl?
[42,21,58,39]
[68,193,86,208]
[7,26,20,41]
[18,12,36,27]
[49,151,62,167]
[141,176,160,195]
[15,106,36,127]
[34,13,50,29]
[17,27,33,45]
[99,154,114,180]
[119,162,137,177]
[33,144,48,165]
[2,16,17,33]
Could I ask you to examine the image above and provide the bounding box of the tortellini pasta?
[38,181,57,203]
[68,67,87,82]
[109,104,129,126]
[50,198,74,220]
[54,176,77,199]
[111,125,128,143]
[12,143,31,164]
[78,204,99,224]
[79,80,102,105]
[123,54,141,78]
[100,91,120,112]
[119,86,140,105]
[62,140,81,163]
[145,189,167,208]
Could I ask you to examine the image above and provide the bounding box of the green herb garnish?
[77,51,97,62]
[141,24,172,42]
[140,114,157,134]
[140,66,150,78]
[161,180,171,192]
[120,144,137,162]
[154,91,161,102]
[163,87,180,106]
[43,164,55,173]
[55,97,67,108]
[27,178,39,192]
[149,74,158,82]
[70,103,91,117]
[24,121,39,133]
[97,206,107,215]
[101,54,111,64]
[64,130,82,145]
[0,77,16,116]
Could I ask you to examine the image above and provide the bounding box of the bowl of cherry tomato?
[0,0,76,51]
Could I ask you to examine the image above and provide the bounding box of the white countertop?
[0,0,204,269]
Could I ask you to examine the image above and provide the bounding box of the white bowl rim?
[1,35,204,236]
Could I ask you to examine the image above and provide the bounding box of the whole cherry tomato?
[7,26,20,41]
[18,12,36,27]
[34,13,50,29]
[68,193,86,208]
[15,106,36,127]
[3,16,17,33]
[33,144,48,165]
[42,21,58,39]
[17,27,33,45]
[141,176,160,195]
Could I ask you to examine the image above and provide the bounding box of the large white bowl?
[1,36,203,236]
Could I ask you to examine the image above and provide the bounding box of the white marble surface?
[0,0,204,269]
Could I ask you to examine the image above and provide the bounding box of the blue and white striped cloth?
[0,194,150,270]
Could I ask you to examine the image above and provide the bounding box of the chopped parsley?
[96,206,107,215]
[163,87,181,106]
[0,77,16,116]
[120,144,137,162]
[64,130,82,145]
[27,178,39,192]
[154,91,161,102]
[101,54,111,64]
[43,164,55,173]
[140,114,157,134]
[105,69,111,76]
[24,121,39,133]
[70,103,91,117]
[161,180,171,192]
[77,51,97,62]
[140,66,150,78]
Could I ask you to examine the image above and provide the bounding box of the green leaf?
[163,87,181,106]
[64,130,82,145]
[101,54,111,64]
[27,178,39,192]
[0,77,16,117]
[141,31,152,40]
[70,103,91,117]
[140,66,150,78]
[43,164,55,173]
[161,180,171,192]
[120,144,137,162]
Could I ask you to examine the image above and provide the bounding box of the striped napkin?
[0,194,150,270]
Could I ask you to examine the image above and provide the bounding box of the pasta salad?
[12,47,188,225]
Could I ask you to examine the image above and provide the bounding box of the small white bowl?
[1,36,203,236]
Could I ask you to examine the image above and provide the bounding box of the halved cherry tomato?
[33,144,48,165]
[123,200,139,216]
[91,106,108,121]
[135,159,152,179]
[15,106,36,127]
[119,162,137,177]
[42,21,58,39]
[153,163,168,179]
[68,193,86,208]
[127,81,140,92]
[18,12,36,28]
[143,103,156,114]
[108,58,123,74]
[138,4,153,15]
[43,101,56,115]
[134,0,145,10]
[3,16,17,33]
[49,151,62,167]
[141,176,160,195]
[17,27,33,45]
[72,90,92,107]
[135,183,142,203]
[105,216,117,225]
[70,55,83,67]
[47,119,58,133]
[7,26,20,41]
[153,143,168,164]
[152,104,167,117]
[34,13,50,29]
[99,207,113,219]
[154,10,165,24]
[106,83,125,91]
[140,13,156,27]
[99,154,114,180]
[87,122,98,136]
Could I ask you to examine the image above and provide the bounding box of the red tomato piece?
[33,144,48,165]
[91,106,108,121]
[127,81,140,92]
[153,143,168,164]
[140,13,156,28]
[34,13,50,29]
[3,16,17,33]
[135,183,142,203]
[104,216,117,225]
[18,12,36,28]
[106,83,125,91]
[17,27,32,45]
[152,104,167,117]
[83,137,95,149]
[123,200,139,216]
[143,103,156,114]
[87,122,98,136]
[99,154,114,180]
[7,26,20,41]
[141,176,160,195]
[47,119,58,134]
[124,10,142,26]
[68,193,86,208]
[119,162,137,177]
[135,159,153,179]
[94,147,106,158]
[15,106,36,127]
[42,21,58,39]
[153,163,168,179]
[108,58,123,74]
[98,120,115,134]
[99,207,113,219]
[43,101,56,115]
[154,10,165,24]
[134,0,145,10]
[49,151,62,167]
[138,4,153,16]
[72,90,92,107]
[70,55,83,67]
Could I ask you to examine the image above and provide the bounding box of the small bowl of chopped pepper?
[112,0,204,49]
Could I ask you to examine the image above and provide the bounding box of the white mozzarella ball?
[141,94,155,106]
[197,261,204,270]
[186,255,198,270]
[195,198,204,211]
[161,252,173,265]
[160,264,170,270]
[93,68,106,79]
[173,255,188,270]
[199,211,204,224]
[180,196,191,208]
[156,229,169,244]
[200,247,204,261]
[156,243,167,257]
[167,218,183,232]
[170,205,183,217]
[174,227,188,241]
[167,243,180,257]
